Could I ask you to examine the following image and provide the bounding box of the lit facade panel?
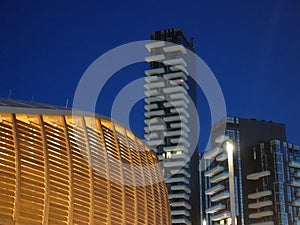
[0,103,171,225]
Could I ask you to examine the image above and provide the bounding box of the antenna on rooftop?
[8,90,12,99]
[65,99,69,108]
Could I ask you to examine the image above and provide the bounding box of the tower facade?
[144,28,199,225]
[200,117,300,225]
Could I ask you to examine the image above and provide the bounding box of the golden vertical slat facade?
[0,101,171,225]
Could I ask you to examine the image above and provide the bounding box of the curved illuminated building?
[0,98,171,225]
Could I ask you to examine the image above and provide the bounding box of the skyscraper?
[200,117,300,225]
[144,28,199,225]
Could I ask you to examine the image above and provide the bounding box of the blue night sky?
[0,1,299,150]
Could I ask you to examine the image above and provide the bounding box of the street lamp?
[224,141,236,225]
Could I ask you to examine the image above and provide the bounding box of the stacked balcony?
[145,40,192,224]
[247,170,274,224]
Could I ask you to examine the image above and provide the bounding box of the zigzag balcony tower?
[144,28,200,225]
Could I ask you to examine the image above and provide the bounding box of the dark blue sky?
[1,1,299,148]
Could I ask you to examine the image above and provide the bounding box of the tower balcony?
[145,67,165,76]
[170,137,189,146]
[203,147,223,160]
[291,199,300,207]
[145,75,160,82]
[144,117,162,126]
[144,81,165,90]
[169,79,189,90]
[211,191,230,203]
[163,72,187,80]
[215,135,230,144]
[170,107,189,118]
[163,130,188,138]
[205,203,225,214]
[211,211,230,221]
[144,110,165,118]
[144,124,165,132]
[210,171,229,184]
[169,93,189,103]
[145,54,165,62]
[249,211,273,219]
[294,171,300,178]
[247,170,271,180]
[170,201,191,209]
[171,185,191,193]
[170,168,191,178]
[163,45,187,54]
[144,95,166,104]
[163,86,188,95]
[163,100,188,109]
[216,152,228,161]
[169,122,190,132]
[249,221,274,225]
[144,131,159,140]
[205,184,224,196]
[289,161,300,169]
[169,65,189,75]
[144,103,159,111]
[163,160,186,168]
[145,89,163,97]
[163,58,187,67]
[171,218,191,225]
[171,210,190,217]
[169,193,190,200]
[290,180,300,188]
[164,115,188,123]
[248,190,272,200]
[248,200,273,209]
[171,153,189,161]
[146,139,164,147]
[166,177,189,184]
[145,41,165,51]
[164,145,188,153]
[204,165,224,177]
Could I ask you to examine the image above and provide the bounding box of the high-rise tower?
[200,117,300,225]
[144,28,199,225]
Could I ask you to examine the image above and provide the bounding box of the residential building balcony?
[248,200,273,209]
[171,185,191,193]
[163,45,187,54]
[163,58,187,67]
[249,211,273,219]
[211,191,230,203]
[204,165,224,177]
[144,67,165,76]
[205,184,224,196]
[203,147,223,160]
[171,210,190,217]
[210,171,229,184]
[145,41,165,51]
[211,211,230,221]
[205,203,225,214]
[247,170,271,180]
[248,190,272,200]
[289,161,300,169]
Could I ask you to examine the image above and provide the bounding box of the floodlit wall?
[0,110,171,225]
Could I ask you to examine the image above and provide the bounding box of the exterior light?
[225,141,234,154]
[225,140,236,225]
[202,218,207,225]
